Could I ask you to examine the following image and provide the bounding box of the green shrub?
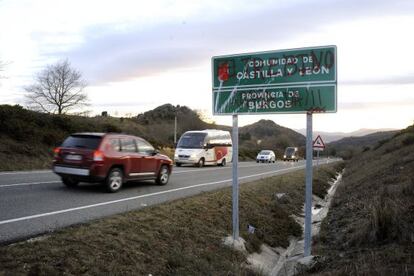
[42,130,66,146]
[373,138,390,150]
[366,194,406,243]
[103,123,121,133]
[402,134,414,146]
[51,115,73,131]
[362,146,370,152]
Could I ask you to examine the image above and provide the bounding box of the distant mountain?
[345,128,399,137]
[295,128,399,143]
[136,104,214,146]
[326,130,399,159]
[238,120,305,160]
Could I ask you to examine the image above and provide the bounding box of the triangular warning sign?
[313,135,325,149]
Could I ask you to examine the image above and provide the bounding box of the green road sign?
[212,45,337,115]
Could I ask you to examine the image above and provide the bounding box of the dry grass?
[0,135,52,171]
[310,125,414,275]
[0,163,342,275]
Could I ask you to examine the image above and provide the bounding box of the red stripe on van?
[215,146,228,161]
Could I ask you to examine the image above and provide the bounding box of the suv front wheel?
[156,165,170,185]
[106,168,123,193]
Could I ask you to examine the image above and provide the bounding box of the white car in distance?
[256,150,276,163]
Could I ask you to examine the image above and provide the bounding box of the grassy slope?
[310,125,414,275]
[325,130,398,160]
[0,163,343,275]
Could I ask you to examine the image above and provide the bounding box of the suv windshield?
[177,133,207,149]
[61,135,102,150]
[259,151,270,155]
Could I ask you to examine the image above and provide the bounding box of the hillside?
[326,130,398,159]
[0,104,305,171]
[0,104,212,170]
[309,124,414,275]
[136,104,211,145]
[0,105,143,170]
[239,120,306,160]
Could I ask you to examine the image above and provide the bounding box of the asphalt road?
[0,159,338,244]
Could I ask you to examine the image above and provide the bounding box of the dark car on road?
[53,133,173,192]
[283,147,299,162]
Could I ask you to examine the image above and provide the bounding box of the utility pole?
[174,114,177,146]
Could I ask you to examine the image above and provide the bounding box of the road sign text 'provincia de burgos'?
[212,46,337,115]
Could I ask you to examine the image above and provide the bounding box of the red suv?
[53,133,173,192]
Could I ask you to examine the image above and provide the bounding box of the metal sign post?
[232,114,239,240]
[304,112,313,256]
[316,150,320,167]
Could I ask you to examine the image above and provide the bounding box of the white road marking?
[0,170,51,175]
[0,181,60,188]
[0,159,328,177]
[173,162,287,174]
[0,165,307,226]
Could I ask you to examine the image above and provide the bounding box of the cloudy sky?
[0,0,413,132]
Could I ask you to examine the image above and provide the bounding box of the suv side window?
[120,138,137,152]
[136,139,154,155]
[109,138,121,151]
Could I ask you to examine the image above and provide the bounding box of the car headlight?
[292,155,295,158]
[283,155,286,158]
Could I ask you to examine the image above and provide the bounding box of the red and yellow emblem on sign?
[218,62,229,81]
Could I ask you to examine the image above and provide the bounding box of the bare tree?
[25,59,88,114]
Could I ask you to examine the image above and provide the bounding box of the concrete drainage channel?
[245,171,344,276]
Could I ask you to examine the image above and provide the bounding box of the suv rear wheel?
[219,158,226,167]
[106,168,123,193]
[156,165,170,185]
[62,176,79,188]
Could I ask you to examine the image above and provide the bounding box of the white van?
[174,129,232,167]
